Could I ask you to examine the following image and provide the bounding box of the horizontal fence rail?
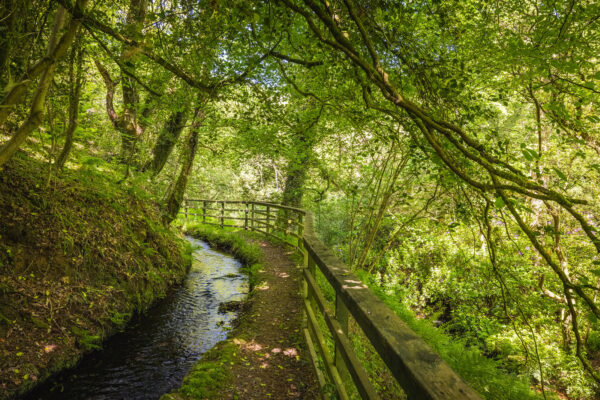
[180,199,481,400]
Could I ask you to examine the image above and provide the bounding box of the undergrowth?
[353,269,553,400]
[0,154,191,399]
[306,237,548,399]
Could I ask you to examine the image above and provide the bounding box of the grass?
[161,340,239,400]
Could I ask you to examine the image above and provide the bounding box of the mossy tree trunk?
[162,107,204,224]
[55,37,85,169]
[0,0,16,87]
[94,0,148,165]
[281,132,311,208]
[119,0,147,162]
[143,108,188,176]
[279,129,314,231]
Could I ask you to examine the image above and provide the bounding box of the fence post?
[220,201,225,228]
[302,248,311,328]
[297,213,304,253]
[202,200,206,223]
[244,202,249,230]
[251,203,255,230]
[184,199,188,221]
[335,292,350,384]
[266,205,271,234]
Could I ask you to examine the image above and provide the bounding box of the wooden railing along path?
[181,199,481,400]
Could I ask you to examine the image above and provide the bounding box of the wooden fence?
[181,199,481,400]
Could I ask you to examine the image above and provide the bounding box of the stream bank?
[0,156,190,399]
[21,237,248,400]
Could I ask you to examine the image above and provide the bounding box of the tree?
[0,0,89,167]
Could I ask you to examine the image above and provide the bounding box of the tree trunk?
[281,131,312,207]
[162,108,204,224]
[144,108,188,176]
[118,0,147,162]
[0,0,16,86]
[55,37,84,169]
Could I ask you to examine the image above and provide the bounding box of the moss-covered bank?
[0,156,191,399]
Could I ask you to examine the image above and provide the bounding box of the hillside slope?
[0,155,190,399]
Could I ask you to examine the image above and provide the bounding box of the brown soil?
[220,239,319,399]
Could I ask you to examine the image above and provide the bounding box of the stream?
[23,237,248,400]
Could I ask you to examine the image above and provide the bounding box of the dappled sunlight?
[342,283,368,290]
[342,278,368,290]
[231,339,302,370]
[233,338,263,352]
[283,348,298,357]
[343,279,362,284]
[256,283,270,291]
[43,344,58,354]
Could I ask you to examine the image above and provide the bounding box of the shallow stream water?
[22,237,248,400]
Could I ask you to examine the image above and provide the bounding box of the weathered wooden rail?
[181,199,481,400]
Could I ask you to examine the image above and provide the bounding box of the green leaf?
[587,115,600,123]
[521,148,540,161]
[553,167,567,180]
[494,197,505,209]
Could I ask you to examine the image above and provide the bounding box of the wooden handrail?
[179,200,482,400]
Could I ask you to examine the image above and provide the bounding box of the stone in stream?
[218,300,246,314]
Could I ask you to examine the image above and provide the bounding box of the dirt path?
[218,239,319,399]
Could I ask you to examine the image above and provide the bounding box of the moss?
[0,155,192,399]
[161,340,238,400]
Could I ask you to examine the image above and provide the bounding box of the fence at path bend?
[181,199,481,400]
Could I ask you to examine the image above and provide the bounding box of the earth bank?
[0,155,191,399]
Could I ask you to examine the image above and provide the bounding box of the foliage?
[2,0,600,397]
[160,340,239,400]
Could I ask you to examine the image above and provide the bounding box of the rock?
[218,300,245,313]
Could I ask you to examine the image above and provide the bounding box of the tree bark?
[56,37,84,169]
[118,0,147,162]
[281,131,312,207]
[162,107,204,224]
[94,60,120,127]
[0,0,16,85]
[143,108,188,176]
